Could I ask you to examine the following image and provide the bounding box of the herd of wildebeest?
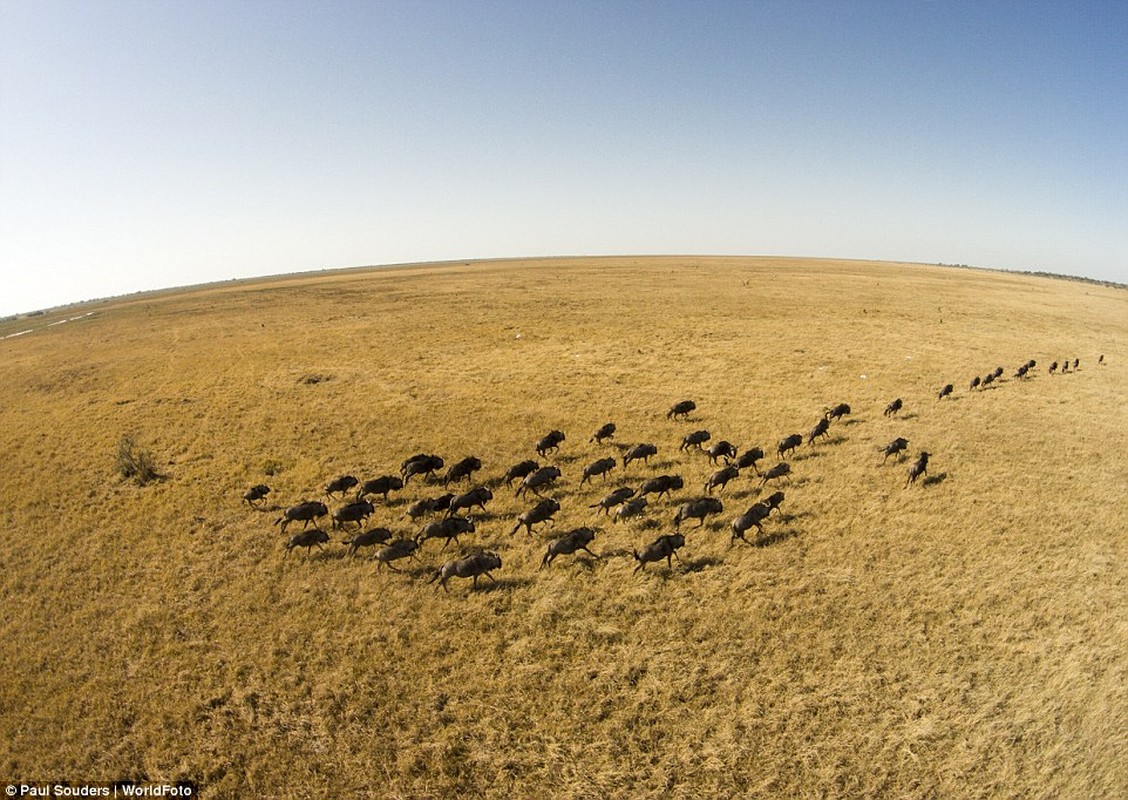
[243,354,1102,590]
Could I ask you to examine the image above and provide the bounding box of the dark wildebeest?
[884,398,903,417]
[825,403,851,421]
[633,533,685,572]
[276,501,328,533]
[881,437,910,464]
[243,484,271,507]
[730,503,771,544]
[357,475,403,501]
[403,493,454,521]
[759,462,791,486]
[707,440,738,464]
[970,376,981,391]
[590,422,616,444]
[1049,361,1058,374]
[704,465,740,494]
[613,496,649,524]
[325,475,359,498]
[993,366,1004,379]
[1060,360,1070,373]
[430,552,502,592]
[417,516,476,549]
[504,459,540,487]
[638,474,683,499]
[374,539,419,572]
[1098,354,1104,365]
[402,454,444,484]
[536,430,566,458]
[1026,359,1037,370]
[667,400,696,420]
[981,372,996,388]
[541,528,598,567]
[332,499,375,530]
[448,486,493,516]
[444,456,482,486]
[1072,358,1079,370]
[680,430,711,451]
[623,443,658,467]
[735,447,765,474]
[580,457,617,485]
[938,384,954,400]
[516,465,562,498]
[905,452,931,488]
[762,491,785,514]
[808,418,830,445]
[777,434,802,458]
[590,487,636,515]
[511,497,561,535]
[342,527,393,556]
[1014,364,1029,379]
[674,497,724,530]
[285,528,330,556]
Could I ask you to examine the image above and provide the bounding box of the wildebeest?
[374,538,419,572]
[1049,361,1058,374]
[504,459,540,487]
[541,528,598,567]
[762,491,785,514]
[881,437,910,464]
[905,452,931,488]
[357,475,403,501]
[589,487,636,515]
[706,440,738,463]
[759,462,791,486]
[332,499,375,530]
[516,465,562,498]
[638,474,683,499]
[680,430,711,451]
[403,493,454,521]
[777,434,802,458]
[667,400,696,420]
[417,516,476,549]
[883,398,903,417]
[243,484,271,507]
[1014,364,1029,379]
[325,475,359,498]
[704,465,740,494]
[1026,359,1037,370]
[622,443,658,467]
[992,366,1004,379]
[1060,360,1070,373]
[735,447,765,474]
[981,372,995,388]
[970,376,981,391]
[825,403,851,421]
[590,422,616,444]
[1072,358,1079,369]
[938,384,954,400]
[276,501,329,533]
[674,497,724,530]
[536,430,566,458]
[633,533,685,572]
[511,497,561,535]
[430,551,502,592]
[444,456,482,486]
[1098,354,1104,365]
[401,454,444,483]
[613,496,649,524]
[286,528,330,556]
[342,527,393,556]
[808,418,830,445]
[580,457,617,485]
[448,486,493,516]
[730,503,771,544]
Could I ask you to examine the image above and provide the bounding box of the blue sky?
[2,0,1126,315]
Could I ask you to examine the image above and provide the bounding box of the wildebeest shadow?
[679,555,724,573]
[898,412,919,420]
[793,450,824,462]
[922,472,949,487]
[750,528,800,547]
[823,435,848,446]
[841,418,863,427]
[777,510,813,523]
[469,576,532,593]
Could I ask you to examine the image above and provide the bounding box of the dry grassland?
[1,257,1125,799]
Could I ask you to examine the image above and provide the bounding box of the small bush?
[116,435,164,485]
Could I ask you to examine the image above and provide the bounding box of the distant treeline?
[935,262,1126,290]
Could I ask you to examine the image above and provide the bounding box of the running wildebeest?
[735,447,765,474]
[417,516,476,549]
[905,452,931,488]
[808,417,830,445]
[243,484,271,507]
[332,499,375,530]
[707,440,738,464]
[516,465,562,498]
[673,497,724,530]
[613,496,649,524]
[444,456,482,486]
[511,497,561,535]
[285,528,330,556]
[541,528,598,568]
[762,491,785,514]
[325,475,359,498]
[667,400,696,420]
[276,501,329,533]
[938,384,954,400]
[777,434,802,458]
[623,443,658,467]
[1061,360,1070,373]
[1014,364,1029,379]
[1049,361,1058,374]
[357,475,404,501]
[825,403,852,421]
[704,465,740,494]
[970,376,981,391]
[884,398,903,417]
[580,457,617,485]
[590,487,636,515]
[342,527,393,556]
[638,474,683,499]
[680,430,711,451]
[403,493,454,521]
[730,503,772,544]
[374,538,419,572]
[536,430,566,458]
[881,437,910,464]
[430,551,502,592]
[633,533,685,572]
[1072,358,1079,369]
[993,366,1004,379]
[759,462,791,486]
[504,459,540,487]
[981,372,995,388]
[1098,354,1104,365]
[402,454,444,484]
[448,486,493,516]
[590,422,616,444]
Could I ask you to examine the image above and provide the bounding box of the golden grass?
[1,257,1125,798]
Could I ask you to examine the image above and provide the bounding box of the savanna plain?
[1,257,1125,799]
